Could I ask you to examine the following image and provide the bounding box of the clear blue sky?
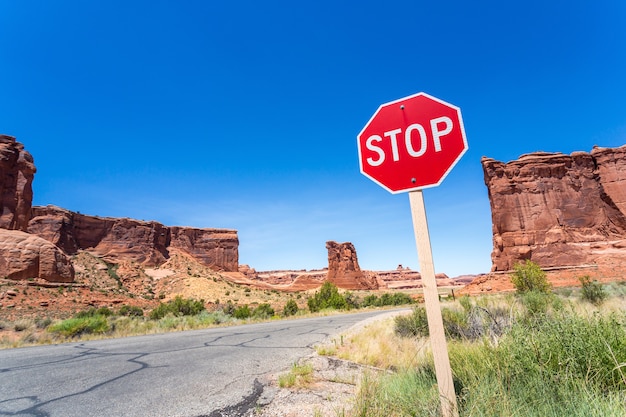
[1,1,625,277]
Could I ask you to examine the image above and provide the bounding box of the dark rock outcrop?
[483,145,626,271]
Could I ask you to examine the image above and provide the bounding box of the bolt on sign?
[357,92,467,417]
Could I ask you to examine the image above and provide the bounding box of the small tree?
[511,260,551,293]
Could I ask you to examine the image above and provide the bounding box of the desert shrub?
[307,282,348,312]
[580,275,607,305]
[282,299,299,316]
[362,294,380,307]
[380,292,414,306]
[344,292,361,309]
[13,319,31,332]
[511,260,551,293]
[169,296,204,316]
[118,305,144,317]
[48,316,110,337]
[520,290,553,318]
[233,305,251,319]
[391,292,414,305]
[35,317,52,329]
[441,308,468,339]
[363,292,414,308]
[396,303,512,342]
[252,303,274,318]
[150,303,171,320]
[395,306,429,338]
[222,301,236,316]
[75,307,113,318]
[149,296,205,320]
[105,262,122,287]
[500,310,626,393]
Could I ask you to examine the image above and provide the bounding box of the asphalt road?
[0,310,402,417]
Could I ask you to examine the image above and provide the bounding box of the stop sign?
[357,92,468,193]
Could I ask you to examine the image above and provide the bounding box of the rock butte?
[463,144,626,295]
[483,145,626,271]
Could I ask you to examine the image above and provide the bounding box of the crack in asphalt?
[1,310,396,416]
[0,347,152,417]
[201,379,264,417]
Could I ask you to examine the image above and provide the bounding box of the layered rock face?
[0,135,36,231]
[0,229,74,282]
[0,136,240,283]
[28,206,239,271]
[483,145,626,271]
[325,241,378,290]
[169,227,239,271]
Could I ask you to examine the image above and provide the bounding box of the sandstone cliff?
[483,145,626,271]
[0,135,35,232]
[0,136,239,283]
[0,229,74,282]
[28,205,239,271]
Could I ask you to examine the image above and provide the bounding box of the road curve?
[0,309,404,417]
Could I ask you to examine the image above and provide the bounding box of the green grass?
[48,315,110,337]
[278,362,314,388]
[344,291,626,417]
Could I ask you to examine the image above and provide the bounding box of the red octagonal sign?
[358,92,468,193]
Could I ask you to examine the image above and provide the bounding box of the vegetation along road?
[0,309,402,417]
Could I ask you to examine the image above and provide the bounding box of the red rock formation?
[28,205,239,271]
[325,241,378,290]
[483,145,626,271]
[0,135,36,231]
[0,229,74,282]
[252,269,327,291]
[170,227,239,272]
[374,268,451,289]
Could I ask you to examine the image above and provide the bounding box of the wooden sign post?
[409,190,458,417]
[357,92,468,417]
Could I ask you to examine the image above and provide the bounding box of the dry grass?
[318,315,430,370]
